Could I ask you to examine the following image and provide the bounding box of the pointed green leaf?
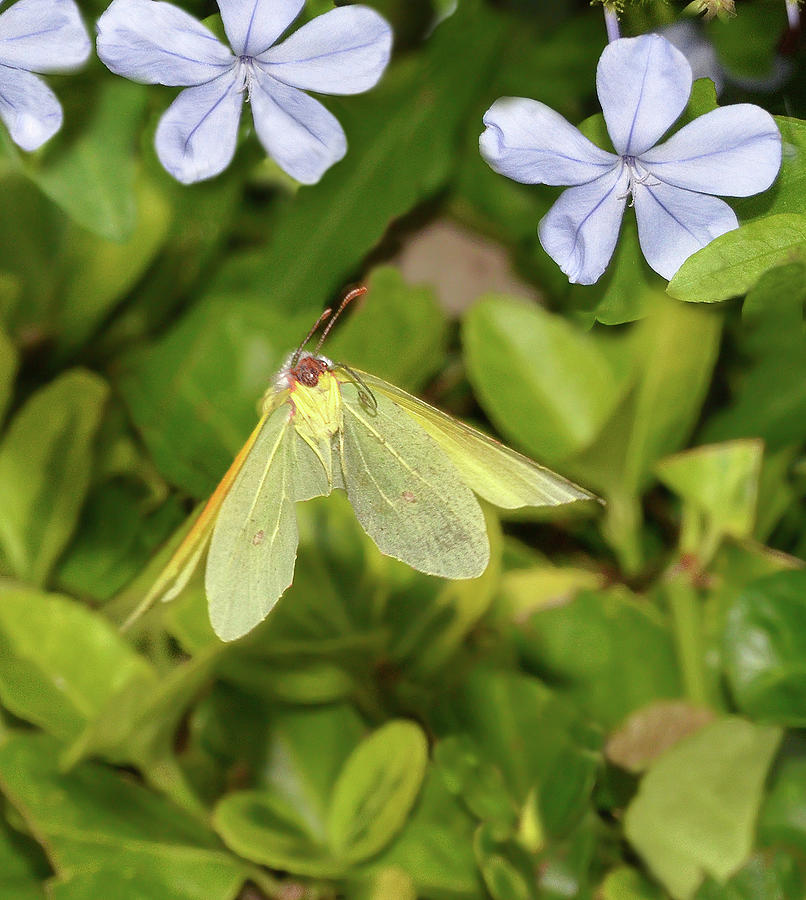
[667,214,806,304]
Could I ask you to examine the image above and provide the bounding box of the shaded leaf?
[0,370,108,584]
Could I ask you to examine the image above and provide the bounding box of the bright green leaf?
[328,720,428,863]
[667,214,806,304]
[624,717,781,899]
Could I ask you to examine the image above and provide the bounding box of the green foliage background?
[0,0,805,897]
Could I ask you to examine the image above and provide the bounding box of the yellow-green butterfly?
[135,287,596,641]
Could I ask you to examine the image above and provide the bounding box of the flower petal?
[640,105,781,197]
[480,97,618,186]
[97,0,233,87]
[0,64,61,150]
[249,71,346,184]
[633,180,737,279]
[0,0,90,72]
[598,34,691,156]
[538,164,630,284]
[257,6,392,95]
[155,71,242,183]
[219,0,303,56]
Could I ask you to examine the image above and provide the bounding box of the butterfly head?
[275,351,333,391]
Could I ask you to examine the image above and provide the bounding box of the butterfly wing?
[205,402,310,642]
[338,381,489,579]
[350,369,597,509]
[122,411,273,632]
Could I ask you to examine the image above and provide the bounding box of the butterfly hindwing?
[206,404,300,641]
[338,381,489,579]
[352,369,596,509]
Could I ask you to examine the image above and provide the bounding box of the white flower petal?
[480,97,618,186]
[219,0,303,56]
[598,34,691,156]
[155,71,242,183]
[249,71,346,184]
[633,179,738,279]
[0,0,90,72]
[640,105,782,197]
[538,164,630,285]
[0,63,61,150]
[97,0,233,87]
[257,6,392,95]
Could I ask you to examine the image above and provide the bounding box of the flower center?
[621,155,659,205]
[235,56,257,101]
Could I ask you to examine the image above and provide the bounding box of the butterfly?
[132,287,597,641]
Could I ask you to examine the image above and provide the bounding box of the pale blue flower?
[480,34,782,284]
[0,0,90,150]
[96,0,393,185]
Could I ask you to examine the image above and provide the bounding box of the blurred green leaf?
[463,295,631,462]
[703,264,806,450]
[474,822,536,900]
[0,584,152,741]
[518,588,682,730]
[0,326,16,426]
[0,812,48,899]
[328,720,428,863]
[735,118,806,221]
[724,570,806,726]
[31,80,148,242]
[693,849,804,900]
[0,733,248,898]
[0,370,108,584]
[667,214,806,304]
[625,717,782,899]
[599,866,665,899]
[760,756,806,852]
[657,440,764,560]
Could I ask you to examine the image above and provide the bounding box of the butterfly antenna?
[314,285,368,353]
[290,308,332,367]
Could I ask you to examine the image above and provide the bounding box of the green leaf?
[667,214,806,304]
[328,720,429,863]
[735,117,806,221]
[702,264,806,450]
[656,440,764,559]
[31,80,148,241]
[693,850,804,900]
[0,812,48,899]
[760,756,806,852]
[599,866,665,899]
[215,788,345,877]
[724,570,806,726]
[624,717,782,899]
[0,370,108,584]
[0,325,17,426]
[463,295,631,462]
[0,733,249,896]
[518,589,682,730]
[0,584,153,741]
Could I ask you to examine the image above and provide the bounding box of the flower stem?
[604,6,621,42]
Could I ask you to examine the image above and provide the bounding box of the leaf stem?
[666,573,709,707]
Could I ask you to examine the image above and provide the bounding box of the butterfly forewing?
[352,370,596,509]
[338,382,489,579]
[205,405,300,641]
